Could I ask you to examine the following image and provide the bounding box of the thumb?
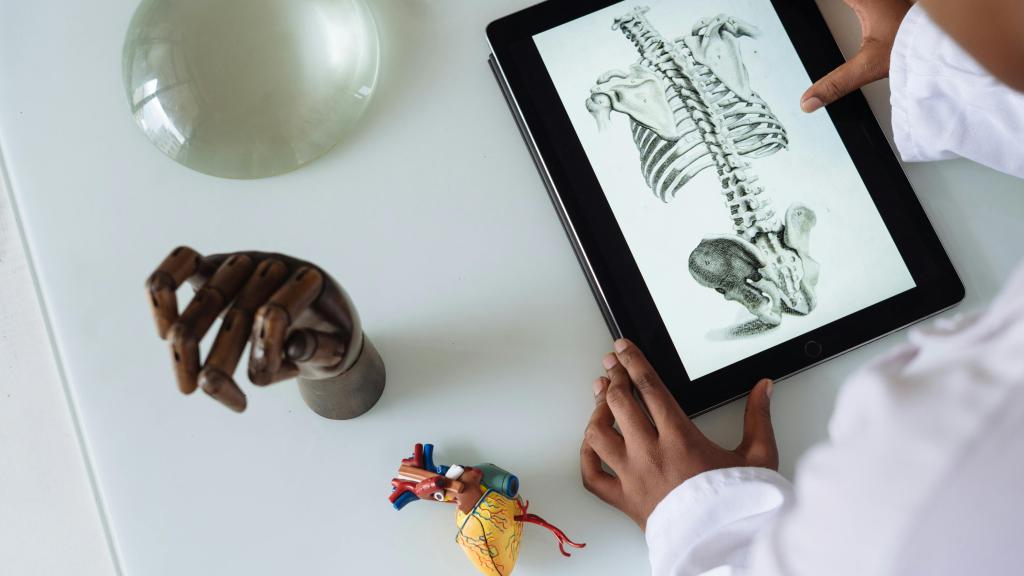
[737,379,778,469]
[800,45,888,112]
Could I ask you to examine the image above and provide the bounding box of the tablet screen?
[533,0,915,378]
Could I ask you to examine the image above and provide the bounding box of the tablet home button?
[804,341,823,358]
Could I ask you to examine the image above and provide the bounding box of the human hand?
[146,247,362,412]
[580,339,777,530]
[800,0,916,112]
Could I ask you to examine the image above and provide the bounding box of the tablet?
[487,0,963,415]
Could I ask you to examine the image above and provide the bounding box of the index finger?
[146,246,202,338]
[612,339,694,435]
[800,46,887,112]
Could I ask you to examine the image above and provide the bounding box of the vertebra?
[588,7,818,327]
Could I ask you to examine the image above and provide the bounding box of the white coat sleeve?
[645,467,793,576]
[889,4,1024,178]
[644,260,1024,576]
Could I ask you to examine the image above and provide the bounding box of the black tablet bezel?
[487,0,964,416]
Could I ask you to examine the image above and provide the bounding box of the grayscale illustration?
[586,7,819,330]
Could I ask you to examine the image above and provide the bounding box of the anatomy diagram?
[587,7,819,329]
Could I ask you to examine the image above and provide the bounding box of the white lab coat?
[889,5,1024,179]
[646,6,1024,575]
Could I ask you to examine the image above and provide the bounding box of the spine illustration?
[587,7,819,327]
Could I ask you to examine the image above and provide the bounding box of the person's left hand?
[580,339,778,530]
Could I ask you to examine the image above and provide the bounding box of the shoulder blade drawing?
[586,7,819,329]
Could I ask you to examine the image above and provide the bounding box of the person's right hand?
[800,0,916,112]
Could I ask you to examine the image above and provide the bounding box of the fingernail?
[800,96,823,113]
[764,379,774,399]
[602,353,619,370]
[614,339,629,353]
[593,377,608,397]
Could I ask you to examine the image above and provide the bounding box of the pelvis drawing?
[587,7,819,328]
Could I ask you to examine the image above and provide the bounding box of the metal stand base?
[297,335,386,420]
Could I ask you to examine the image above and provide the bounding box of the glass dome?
[123,0,380,179]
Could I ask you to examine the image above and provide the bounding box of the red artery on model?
[389,443,449,504]
[388,476,449,505]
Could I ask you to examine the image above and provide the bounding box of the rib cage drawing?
[587,6,820,328]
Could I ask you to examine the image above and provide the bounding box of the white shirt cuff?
[888,4,1024,177]
[645,467,793,576]
[889,4,928,163]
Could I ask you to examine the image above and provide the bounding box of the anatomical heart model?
[389,444,584,576]
[587,7,819,328]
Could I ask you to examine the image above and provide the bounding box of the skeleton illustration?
[587,7,819,328]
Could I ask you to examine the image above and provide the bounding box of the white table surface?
[1,0,1022,574]
[0,174,118,575]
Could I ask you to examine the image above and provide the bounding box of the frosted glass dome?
[123,0,380,179]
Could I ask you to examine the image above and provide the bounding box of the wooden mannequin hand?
[146,247,362,413]
[800,0,916,112]
[580,339,777,530]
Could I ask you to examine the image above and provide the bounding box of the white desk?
[1,1,1021,574]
